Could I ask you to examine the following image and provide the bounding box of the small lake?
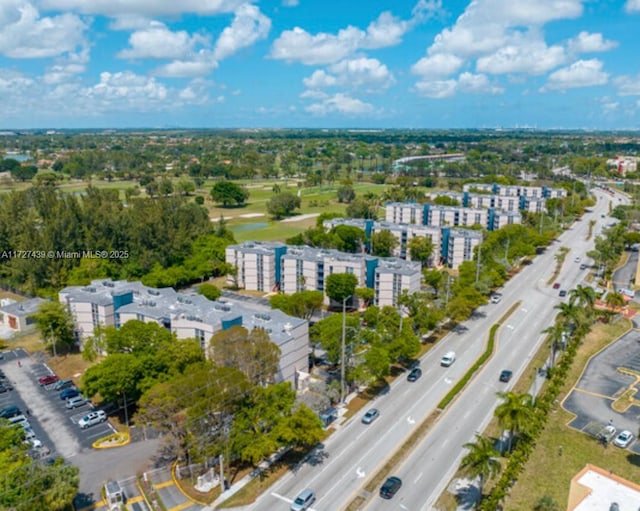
[230,222,269,233]
[3,153,31,162]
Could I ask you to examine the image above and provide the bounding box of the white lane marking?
[506,324,514,330]
[444,378,452,384]
[463,410,471,419]
[521,308,528,313]
[356,467,365,478]
[414,472,424,484]
[407,416,416,425]
[271,492,292,504]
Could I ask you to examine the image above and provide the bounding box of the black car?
[407,367,422,382]
[0,405,21,419]
[559,289,567,297]
[499,370,513,383]
[380,476,402,499]
[0,382,13,393]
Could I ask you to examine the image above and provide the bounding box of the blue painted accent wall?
[113,291,133,310]
[441,227,451,259]
[366,259,378,289]
[462,191,469,207]
[221,316,243,330]
[487,209,496,231]
[423,204,430,225]
[274,246,287,284]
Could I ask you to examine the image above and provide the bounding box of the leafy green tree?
[353,345,390,384]
[103,320,174,355]
[370,229,399,257]
[82,353,144,403]
[209,326,281,386]
[267,192,301,219]
[198,282,222,301]
[10,164,38,182]
[569,284,596,309]
[310,313,361,364]
[346,198,378,219]
[32,300,76,355]
[230,382,323,466]
[407,235,434,265]
[542,322,565,368]
[460,435,501,497]
[355,287,375,307]
[210,181,250,207]
[269,290,323,319]
[325,272,358,305]
[337,184,356,203]
[332,225,366,253]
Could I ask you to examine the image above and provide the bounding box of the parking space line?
[572,387,615,400]
[154,481,174,489]
[169,502,198,511]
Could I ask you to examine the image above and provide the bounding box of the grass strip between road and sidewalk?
[348,302,521,508]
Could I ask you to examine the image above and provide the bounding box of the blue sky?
[1,0,639,129]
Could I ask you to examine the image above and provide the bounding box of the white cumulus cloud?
[567,31,617,53]
[476,36,566,75]
[415,72,503,98]
[614,74,640,96]
[118,22,207,60]
[213,4,271,61]
[542,59,608,91]
[625,0,640,13]
[303,58,395,90]
[412,53,463,77]
[305,93,375,115]
[0,0,87,58]
[40,0,245,17]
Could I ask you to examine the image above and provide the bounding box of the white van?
[441,352,456,367]
[8,414,30,429]
[290,489,315,511]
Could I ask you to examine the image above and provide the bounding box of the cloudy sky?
[1,0,639,129]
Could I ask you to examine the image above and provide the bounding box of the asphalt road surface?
[254,190,615,511]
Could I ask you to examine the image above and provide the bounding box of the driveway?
[562,326,640,454]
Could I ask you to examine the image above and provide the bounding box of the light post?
[122,390,129,429]
[340,297,347,404]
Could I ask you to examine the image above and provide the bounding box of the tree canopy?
[210,181,250,207]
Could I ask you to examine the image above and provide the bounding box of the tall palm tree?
[605,290,625,309]
[554,302,581,330]
[495,392,535,451]
[542,322,566,368]
[460,434,502,500]
[569,284,596,309]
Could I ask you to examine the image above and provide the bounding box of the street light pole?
[123,391,129,429]
[340,297,347,404]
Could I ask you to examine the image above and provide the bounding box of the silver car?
[361,408,380,425]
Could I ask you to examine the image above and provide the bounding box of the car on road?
[579,263,587,270]
[38,374,59,386]
[65,395,88,409]
[361,408,380,425]
[407,367,422,382]
[559,289,567,297]
[0,405,21,419]
[78,410,107,429]
[0,382,13,393]
[490,293,502,304]
[380,476,402,499]
[441,352,456,367]
[574,256,581,263]
[499,370,513,382]
[552,282,561,289]
[59,388,80,401]
[290,488,315,511]
[613,430,634,448]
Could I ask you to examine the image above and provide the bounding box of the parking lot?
[1,348,116,459]
[562,323,640,453]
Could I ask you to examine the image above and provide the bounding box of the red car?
[552,283,561,289]
[38,374,59,386]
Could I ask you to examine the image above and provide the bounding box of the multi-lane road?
[257,189,616,511]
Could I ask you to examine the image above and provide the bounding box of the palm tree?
[542,323,565,368]
[569,284,596,309]
[605,290,625,310]
[554,302,581,331]
[460,434,502,500]
[495,392,535,451]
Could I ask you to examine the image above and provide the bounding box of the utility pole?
[123,391,129,429]
[220,454,225,492]
[340,297,347,404]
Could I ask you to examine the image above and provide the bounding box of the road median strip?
[346,301,520,510]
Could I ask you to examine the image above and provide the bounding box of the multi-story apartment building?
[225,241,287,292]
[490,210,523,230]
[385,202,426,224]
[442,228,483,269]
[59,279,308,387]
[462,183,567,199]
[374,258,422,307]
[0,297,46,335]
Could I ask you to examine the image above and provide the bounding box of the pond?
[230,222,269,233]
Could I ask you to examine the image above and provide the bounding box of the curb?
[171,460,211,507]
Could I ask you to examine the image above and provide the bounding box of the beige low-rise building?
[567,464,640,510]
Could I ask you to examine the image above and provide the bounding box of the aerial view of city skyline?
[1,0,640,129]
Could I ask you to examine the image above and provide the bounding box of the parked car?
[613,430,634,448]
[59,388,80,401]
[499,370,513,382]
[290,488,315,511]
[579,263,587,270]
[38,374,59,386]
[0,382,13,393]
[407,367,422,382]
[380,476,402,499]
[53,379,74,391]
[8,415,30,429]
[559,289,567,297]
[65,395,88,409]
[598,424,616,443]
[574,256,581,263]
[361,408,380,425]
[0,405,21,419]
[552,282,561,289]
[78,410,107,429]
[441,352,456,367]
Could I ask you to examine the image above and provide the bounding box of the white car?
[78,410,107,429]
[613,430,634,448]
[441,351,456,367]
[8,415,30,430]
[490,293,502,304]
